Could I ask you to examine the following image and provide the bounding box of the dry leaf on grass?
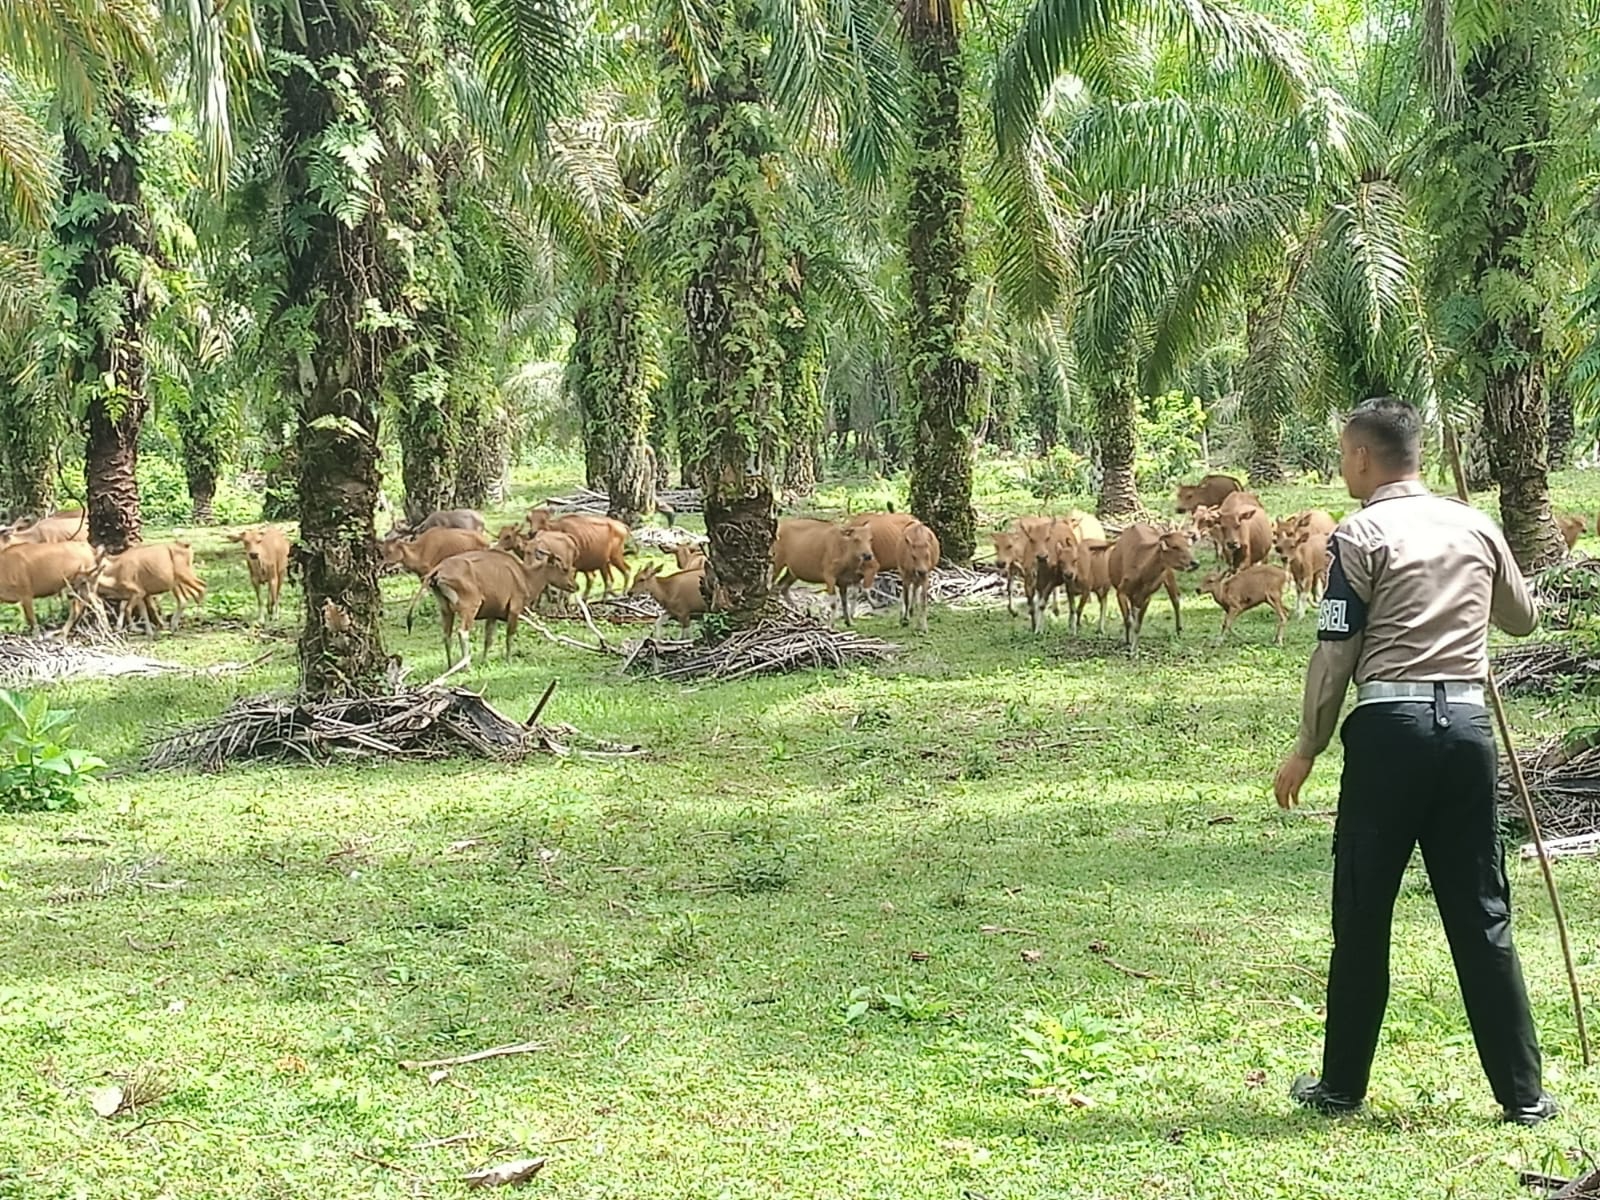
[427,1069,451,1086]
[907,950,931,963]
[89,1086,126,1118]
[1020,949,1043,964]
[1244,1069,1267,1088]
[465,1157,546,1188]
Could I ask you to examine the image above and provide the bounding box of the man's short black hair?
[1344,396,1421,472]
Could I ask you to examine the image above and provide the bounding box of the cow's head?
[1157,530,1199,574]
[1216,505,1260,555]
[236,529,267,564]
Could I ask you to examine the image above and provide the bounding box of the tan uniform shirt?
[1294,479,1538,759]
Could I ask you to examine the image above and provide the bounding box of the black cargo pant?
[1321,696,1543,1107]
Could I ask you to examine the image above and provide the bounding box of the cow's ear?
[1239,506,1259,521]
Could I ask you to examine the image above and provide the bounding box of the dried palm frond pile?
[145,686,639,772]
[631,526,707,554]
[585,594,666,624]
[864,567,1007,610]
[1530,557,1600,630]
[544,486,703,517]
[0,633,181,686]
[1491,641,1600,695]
[1500,735,1600,839]
[623,616,898,682]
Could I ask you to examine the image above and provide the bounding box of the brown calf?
[628,564,708,637]
[231,527,290,623]
[898,520,940,634]
[1197,564,1290,646]
[88,542,206,635]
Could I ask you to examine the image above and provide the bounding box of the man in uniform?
[1272,397,1556,1125]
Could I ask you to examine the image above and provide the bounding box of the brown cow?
[628,564,708,637]
[0,510,88,549]
[426,548,575,667]
[383,527,490,577]
[1284,530,1331,620]
[1558,514,1586,550]
[1273,510,1335,559]
[1107,524,1197,652]
[1190,505,1227,563]
[991,530,1026,616]
[673,544,708,571]
[1016,512,1108,634]
[1197,564,1291,646]
[230,527,290,623]
[0,541,100,632]
[844,512,920,573]
[1175,474,1242,514]
[412,509,485,535]
[898,520,940,634]
[1060,537,1115,636]
[770,518,877,625]
[84,542,206,635]
[1213,491,1271,572]
[523,509,629,596]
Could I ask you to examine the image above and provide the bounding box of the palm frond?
[992,0,1125,153]
[0,0,158,117]
[0,88,55,228]
[469,0,577,145]
[658,0,719,92]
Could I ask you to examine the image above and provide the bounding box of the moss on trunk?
[593,266,655,525]
[901,1,977,564]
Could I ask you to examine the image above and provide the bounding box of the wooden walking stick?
[1443,425,1591,1067]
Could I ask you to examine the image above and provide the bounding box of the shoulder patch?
[1318,536,1367,641]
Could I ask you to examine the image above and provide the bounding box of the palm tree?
[1420,4,1578,568]
[2,0,250,550]
[990,2,1436,514]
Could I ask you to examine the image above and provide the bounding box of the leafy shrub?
[1023,446,1092,503]
[136,455,193,526]
[0,690,105,813]
[1004,1008,1156,1099]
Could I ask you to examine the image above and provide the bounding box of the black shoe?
[1501,1093,1559,1127]
[1290,1073,1362,1115]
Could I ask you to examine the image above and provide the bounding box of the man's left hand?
[1274,753,1314,810]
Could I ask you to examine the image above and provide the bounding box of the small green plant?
[837,986,956,1028]
[0,690,105,814]
[1022,446,1091,502]
[1004,1008,1154,1099]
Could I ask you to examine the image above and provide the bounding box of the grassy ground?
[4,460,1600,1199]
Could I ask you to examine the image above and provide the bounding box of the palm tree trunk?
[1095,376,1139,517]
[61,86,154,553]
[278,0,391,697]
[1241,275,1287,485]
[398,388,452,524]
[565,302,606,491]
[1462,31,1565,570]
[673,0,780,624]
[1549,382,1574,471]
[0,381,57,517]
[902,0,977,563]
[593,266,654,525]
[777,253,821,498]
[452,399,508,509]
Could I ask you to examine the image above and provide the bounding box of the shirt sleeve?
[1488,527,1539,636]
[1293,531,1373,759]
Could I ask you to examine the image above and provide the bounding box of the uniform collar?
[1363,479,1430,507]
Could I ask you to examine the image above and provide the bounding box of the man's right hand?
[1274,753,1314,810]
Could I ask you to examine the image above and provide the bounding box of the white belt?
[1354,681,1485,709]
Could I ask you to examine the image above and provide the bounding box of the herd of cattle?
[0,472,1593,662]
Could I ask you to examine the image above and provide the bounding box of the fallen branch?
[399,1040,546,1072]
[1097,956,1159,981]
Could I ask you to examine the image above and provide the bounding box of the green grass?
[4,462,1600,1199]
